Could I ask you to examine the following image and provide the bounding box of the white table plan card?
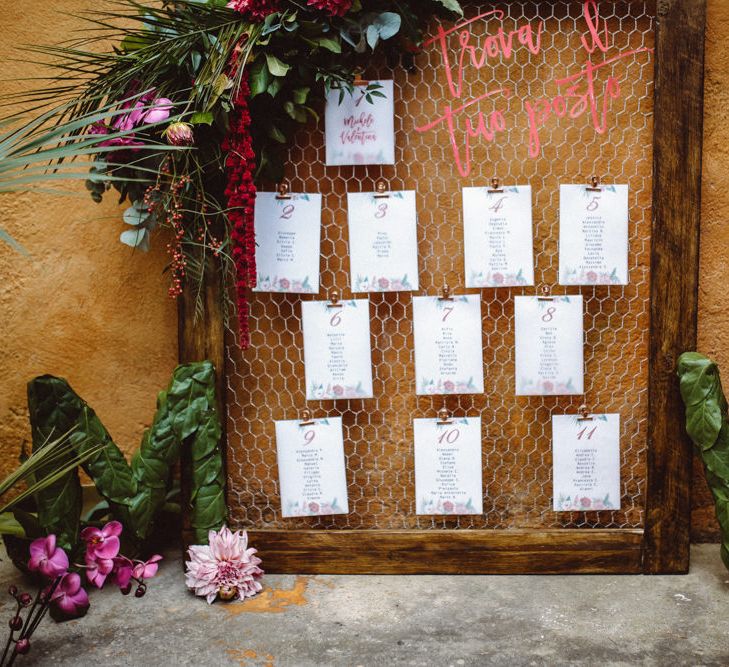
[414,416,483,516]
[514,295,584,395]
[413,293,485,395]
[324,80,395,166]
[253,191,322,293]
[552,413,621,512]
[275,417,349,518]
[302,298,374,400]
[558,183,629,285]
[463,184,534,287]
[347,190,419,293]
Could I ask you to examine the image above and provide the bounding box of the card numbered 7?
[275,417,349,518]
[514,295,584,395]
[463,184,534,288]
[559,184,629,285]
[347,190,419,293]
[413,294,485,395]
[253,192,322,294]
[552,413,621,512]
[325,80,395,166]
[414,417,483,516]
[302,299,374,400]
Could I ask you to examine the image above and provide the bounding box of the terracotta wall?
[0,2,725,539]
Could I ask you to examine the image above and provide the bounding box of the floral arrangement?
[15,0,463,346]
[1,524,160,664]
[185,526,263,603]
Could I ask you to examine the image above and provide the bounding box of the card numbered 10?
[514,295,584,395]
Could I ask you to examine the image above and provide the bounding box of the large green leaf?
[677,352,729,572]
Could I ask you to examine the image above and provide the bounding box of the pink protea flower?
[50,573,90,619]
[81,520,122,560]
[164,121,194,146]
[185,526,263,604]
[28,536,68,579]
[306,0,353,16]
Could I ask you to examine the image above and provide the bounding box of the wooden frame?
[179,0,706,575]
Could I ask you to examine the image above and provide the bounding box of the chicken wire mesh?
[226,1,655,531]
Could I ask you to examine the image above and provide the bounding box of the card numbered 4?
[552,413,621,512]
[275,417,349,518]
[514,295,584,395]
[302,299,374,400]
[559,184,629,285]
[463,184,534,288]
[413,294,485,395]
[253,192,322,294]
[347,190,419,293]
[414,417,483,516]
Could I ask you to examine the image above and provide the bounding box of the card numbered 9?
[552,413,621,512]
[514,295,584,395]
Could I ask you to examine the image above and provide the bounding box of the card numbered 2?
[275,417,349,518]
[552,413,621,512]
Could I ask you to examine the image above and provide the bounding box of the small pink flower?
[580,497,592,509]
[542,380,554,392]
[593,500,605,510]
[492,272,504,285]
[377,277,390,289]
[28,535,68,579]
[586,271,598,283]
[85,553,114,589]
[113,557,134,590]
[98,135,144,149]
[278,278,290,290]
[442,500,454,513]
[332,384,344,396]
[443,380,455,392]
[88,122,110,136]
[133,554,163,580]
[140,98,173,124]
[50,573,89,619]
[81,520,122,560]
[308,502,320,513]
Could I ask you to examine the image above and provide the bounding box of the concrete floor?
[2,544,728,666]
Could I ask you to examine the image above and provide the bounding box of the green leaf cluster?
[677,352,729,569]
[27,361,226,552]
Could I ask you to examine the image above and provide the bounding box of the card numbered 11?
[552,413,621,512]
[463,184,534,288]
[302,299,374,400]
[253,192,322,294]
[275,417,349,518]
[414,417,483,516]
[413,294,485,395]
[559,184,629,285]
[347,190,419,293]
[514,295,584,395]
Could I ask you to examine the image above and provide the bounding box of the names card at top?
[514,295,584,395]
[253,192,322,294]
[325,80,395,166]
[413,294,484,395]
[552,413,621,512]
[414,417,483,515]
[302,299,373,400]
[347,191,419,293]
[559,184,629,285]
[463,185,534,288]
[275,417,349,518]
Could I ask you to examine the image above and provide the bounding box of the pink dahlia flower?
[185,526,263,604]
[50,573,90,619]
[81,520,122,560]
[28,535,68,579]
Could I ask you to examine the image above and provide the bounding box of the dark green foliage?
[27,361,226,551]
[677,352,729,569]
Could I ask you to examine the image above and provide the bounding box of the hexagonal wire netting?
[226,1,655,532]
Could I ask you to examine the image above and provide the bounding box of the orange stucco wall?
[0,2,726,538]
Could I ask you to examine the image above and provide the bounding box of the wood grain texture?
[248,529,644,574]
[644,0,706,573]
[178,261,228,553]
